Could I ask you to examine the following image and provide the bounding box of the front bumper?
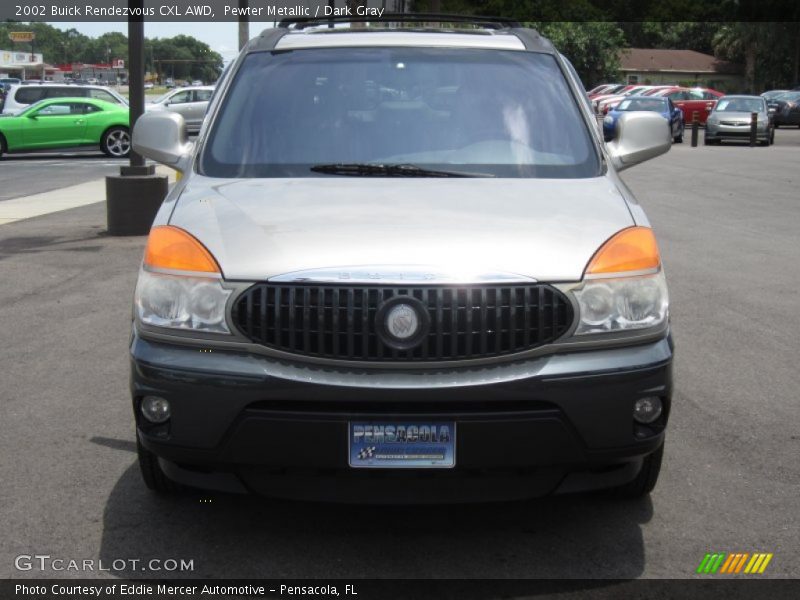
[706,122,769,140]
[131,330,673,502]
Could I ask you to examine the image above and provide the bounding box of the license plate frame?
[348,421,456,469]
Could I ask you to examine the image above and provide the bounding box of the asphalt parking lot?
[1,130,799,583]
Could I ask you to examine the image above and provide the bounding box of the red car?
[653,87,724,124]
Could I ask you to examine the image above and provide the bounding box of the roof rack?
[278,13,522,30]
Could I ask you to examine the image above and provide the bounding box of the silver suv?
[130,16,673,502]
[1,82,128,115]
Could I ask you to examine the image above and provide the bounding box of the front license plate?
[348,421,456,468]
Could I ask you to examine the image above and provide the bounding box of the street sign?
[113,59,125,69]
[9,32,35,43]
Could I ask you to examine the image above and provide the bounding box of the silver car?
[130,16,673,502]
[705,95,774,146]
[145,86,214,134]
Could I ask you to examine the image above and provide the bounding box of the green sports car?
[0,97,130,158]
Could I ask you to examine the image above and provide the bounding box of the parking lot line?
[0,165,176,224]
[0,179,107,225]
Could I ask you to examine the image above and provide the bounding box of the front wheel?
[613,442,664,498]
[101,126,131,158]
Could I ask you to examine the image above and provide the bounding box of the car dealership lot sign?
[8,32,35,43]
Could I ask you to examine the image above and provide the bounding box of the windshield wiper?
[310,163,493,178]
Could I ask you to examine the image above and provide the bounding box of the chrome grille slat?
[232,284,573,362]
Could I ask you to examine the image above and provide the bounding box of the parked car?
[766,91,800,127]
[704,95,773,145]
[191,80,203,86]
[1,82,128,115]
[590,84,641,113]
[595,85,654,114]
[165,78,176,89]
[0,97,130,158]
[661,87,724,125]
[145,85,214,133]
[761,89,789,101]
[130,17,673,503]
[597,86,677,114]
[604,95,684,143]
[586,83,623,98]
[588,83,627,101]
[144,82,155,90]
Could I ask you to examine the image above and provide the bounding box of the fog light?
[141,396,171,423]
[633,397,662,424]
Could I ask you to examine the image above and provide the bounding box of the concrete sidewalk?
[0,165,176,226]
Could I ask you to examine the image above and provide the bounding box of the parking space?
[0,130,798,580]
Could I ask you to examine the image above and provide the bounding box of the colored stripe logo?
[696,552,773,574]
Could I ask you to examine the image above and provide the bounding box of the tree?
[532,22,625,86]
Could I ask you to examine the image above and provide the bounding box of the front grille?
[232,284,573,362]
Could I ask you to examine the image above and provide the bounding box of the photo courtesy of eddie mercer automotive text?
[129,14,674,503]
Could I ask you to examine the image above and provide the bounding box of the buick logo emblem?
[385,304,419,340]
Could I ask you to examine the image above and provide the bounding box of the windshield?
[616,97,667,112]
[777,92,800,102]
[715,97,765,113]
[201,48,599,178]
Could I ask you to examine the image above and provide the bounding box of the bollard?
[691,111,699,147]
[750,112,757,147]
[106,165,169,236]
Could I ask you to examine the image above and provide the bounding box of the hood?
[168,176,635,283]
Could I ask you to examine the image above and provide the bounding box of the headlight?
[135,268,231,333]
[573,270,668,335]
[603,115,614,125]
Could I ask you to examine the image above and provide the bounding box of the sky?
[46,21,277,64]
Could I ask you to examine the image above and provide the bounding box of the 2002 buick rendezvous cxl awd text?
[130,15,674,502]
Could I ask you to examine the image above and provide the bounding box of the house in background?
[620,49,744,92]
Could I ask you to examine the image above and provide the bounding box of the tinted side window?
[46,87,86,99]
[88,89,118,103]
[14,88,46,104]
[194,90,213,102]
[36,102,80,115]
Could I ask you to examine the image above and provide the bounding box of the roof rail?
[278,13,522,30]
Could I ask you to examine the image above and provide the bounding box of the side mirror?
[132,111,194,172]
[606,111,671,171]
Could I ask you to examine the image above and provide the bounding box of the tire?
[613,442,664,499]
[101,126,131,158]
[0,134,6,159]
[703,135,711,146]
[137,436,182,494]
[674,133,683,143]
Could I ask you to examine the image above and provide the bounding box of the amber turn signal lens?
[144,226,220,274]
[585,226,661,275]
